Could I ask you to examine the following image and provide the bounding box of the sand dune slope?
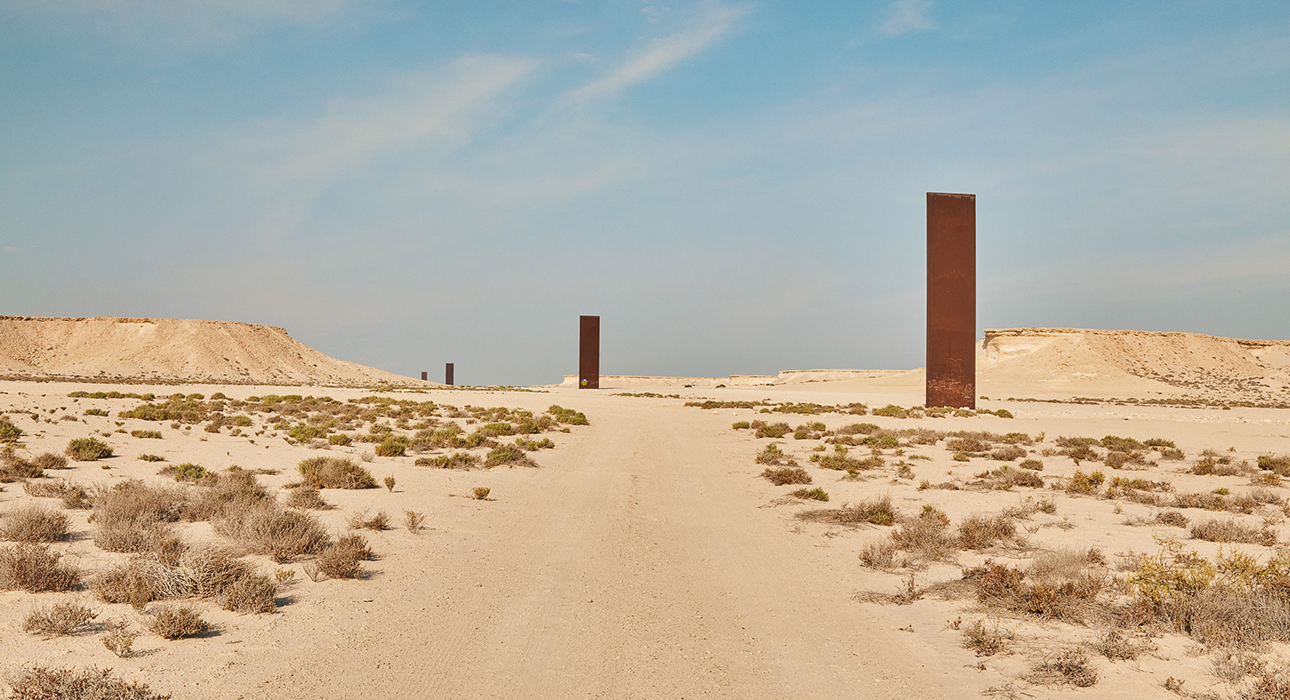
[0,316,413,386]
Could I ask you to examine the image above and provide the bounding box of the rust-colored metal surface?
[926,192,976,409]
[579,315,600,389]
[421,371,427,381]
[445,363,454,386]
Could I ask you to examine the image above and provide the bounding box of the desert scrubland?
[1,319,1290,699]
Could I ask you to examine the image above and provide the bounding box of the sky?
[2,0,1288,386]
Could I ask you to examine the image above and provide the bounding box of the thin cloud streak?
[881,0,934,36]
[564,1,746,104]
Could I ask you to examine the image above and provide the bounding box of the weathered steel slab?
[926,192,976,409]
[421,371,427,381]
[579,315,600,389]
[445,363,454,386]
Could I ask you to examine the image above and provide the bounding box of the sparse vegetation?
[64,437,113,461]
[23,601,98,636]
[347,509,390,531]
[791,488,829,501]
[0,505,69,542]
[761,467,812,485]
[315,534,370,580]
[147,604,210,639]
[298,456,377,489]
[404,510,426,533]
[8,666,169,699]
[0,543,80,592]
[130,430,162,439]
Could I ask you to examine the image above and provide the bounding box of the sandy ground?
[2,377,1290,699]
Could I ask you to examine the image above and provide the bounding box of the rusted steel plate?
[926,192,976,409]
[579,315,600,389]
[421,371,427,381]
[445,363,454,386]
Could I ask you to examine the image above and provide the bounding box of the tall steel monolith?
[926,192,976,409]
[579,315,599,389]
[421,371,427,381]
[445,363,454,386]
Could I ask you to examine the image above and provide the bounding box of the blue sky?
[2,1,1288,385]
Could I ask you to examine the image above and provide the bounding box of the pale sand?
[1,376,1289,699]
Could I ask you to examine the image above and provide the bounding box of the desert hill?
[0,316,416,386]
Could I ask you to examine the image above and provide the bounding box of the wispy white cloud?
[564,1,746,104]
[881,0,934,36]
[259,54,539,183]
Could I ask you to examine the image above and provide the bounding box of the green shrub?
[130,430,162,439]
[485,444,533,467]
[159,463,207,482]
[547,405,589,425]
[328,433,352,446]
[872,405,909,418]
[297,457,376,489]
[1258,455,1290,476]
[0,418,22,443]
[731,421,750,430]
[761,467,812,485]
[288,423,328,442]
[792,488,829,501]
[64,437,113,461]
[754,422,791,439]
[374,436,408,457]
[84,408,109,417]
[416,452,480,469]
[139,454,164,462]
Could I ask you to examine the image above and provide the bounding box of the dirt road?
[247,396,947,699]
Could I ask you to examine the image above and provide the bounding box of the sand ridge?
[0,316,417,386]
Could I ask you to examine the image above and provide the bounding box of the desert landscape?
[0,318,1288,699]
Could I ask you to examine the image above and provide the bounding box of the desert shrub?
[755,444,793,466]
[315,534,370,579]
[484,444,534,468]
[473,486,491,500]
[1153,511,1189,527]
[888,507,956,564]
[761,467,811,485]
[416,452,480,469]
[1173,491,1257,514]
[148,604,209,639]
[803,495,899,526]
[94,556,190,607]
[0,448,44,480]
[0,417,22,442]
[138,454,164,462]
[32,453,69,470]
[23,601,98,636]
[1027,649,1097,687]
[1101,435,1144,452]
[130,430,162,439]
[0,505,69,542]
[374,436,408,457]
[946,437,991,453]
[328,433,353,446]
[159,462,208,482]
[1066,469,1105,495]
[961,618,1011,656]
[64,437,113,461]
[990,445,1027,461]
[285,486,330,510]
[980,465,1043,489]
[218,573,277,614]
[1018,459,1043,471]
[211,499,329,562]
[1091,629,1152,661]
[1258,455,1290,476]
[298,456,376,489]
[288,423,328,442]
[811,445,876,471]
[23,480,91,510]
[0,544,79,592]
[754,422,791,439]
[347,510,390,531]
[404,510,426,533]
[871,405,909,418]
[181,467,270,521]
[957,514,1016,550]
[8,666,170,700]
[92,480,185,553]
[791,488,829,501]
[1190,519,1275,545]
[547,405,589,425]
[731,421,750,430]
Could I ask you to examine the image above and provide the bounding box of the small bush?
[347,509,390,531]
[374,436,408,457]
[101,626,140,658]
[1018,459,1043,471]
[1258,455,1290,476]
[961,618,1011,656]
[315,534,370,579]
[285,486,330,510]
[0,544,80,592]
[94,556,189,607]
[23,601,98,636]
[473,486,491,500]
[484,445,534,468]
[957,513,1016,550]
[1153,511,1189,527]
[807,495,898,526]
[64,437,113,461]
[1027,648,1097,687]
[547,405,589,425]
[731,421,750,430]
[23,480,91,509]
[1190,519,1275,545]
[138,454,164,462]
[404,510,426,533]
[990,445,1027,461]
[148,604,210,639]
[92,480,186,553]
[211,499,329,562]
[791,488,829,501]
[0,505,69,542]
[130,430,162,439]
[159,462,208,482]
[219,573,277,614]
[0,417,22,443]
[754,422,791,439]
[761,467,811,485]
[32,453,69,470]
[328,433,353,446]
[298,456,377,489]
[8,666,169,700]
[1066,469,1105,495]
[416,452,480,469]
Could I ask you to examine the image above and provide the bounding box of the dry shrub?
[347,509,390,531]
[859,539,898,568]
[1153,511,1189,527]
[147,604,209,639]
[947,437,992,454]
[0,447,43,480]
[183,467,271,521]
[180,547,251,599]
[754,422,791,438]
[889,512,957,566]
[0,544,79,592]
[284,485,330,510]
[1190,519,1276,545]
[211,499,329,562]
[0,505,69,542]
[92,480,186,553]
[415,452,479,469]
[23,601,98,636]
[473,486,491,500]
[961,618,1011,656]
[791,488,829,501]
[218,573,277,614]
[404,510,426,533]
[64,437,113,461]
[1091,629,1153,661]
[1018,459,1043,471]
[957,513,1017,550]
[979,465,1043,489]
[298,456,377,489]
[1027,648,1098,687]
[8,666,170,700]
[1066,469,1105,495]
[484,444,535,468]
[94,556,190,607]
[990,445,1027,461]
[802,495,899,526]
[761,467,811,486]
[23,480,91,509]
[755,444,793,466]
[1174,491,1258,514]
[315,534,370,580]
[1259,455,1290,476]
[32,453,69,470]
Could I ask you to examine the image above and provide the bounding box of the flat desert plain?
[2,370,1290,700]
